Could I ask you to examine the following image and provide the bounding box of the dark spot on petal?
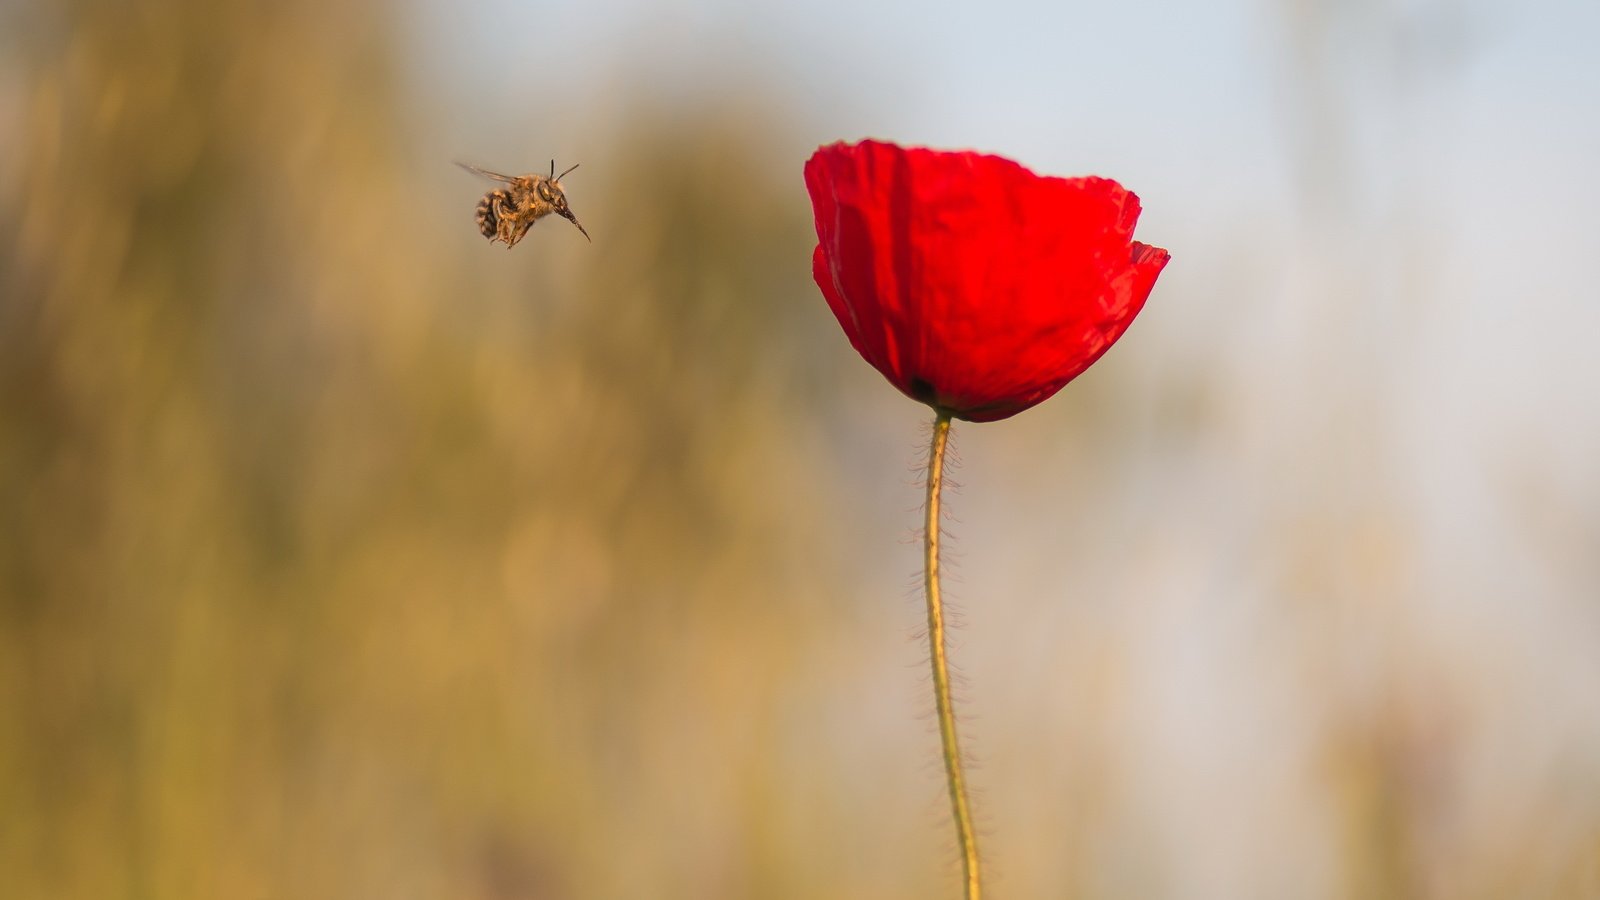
[907,377,937,405]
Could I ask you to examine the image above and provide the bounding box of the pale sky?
[408,0,1600,600]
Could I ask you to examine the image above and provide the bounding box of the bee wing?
[455,162,519,183]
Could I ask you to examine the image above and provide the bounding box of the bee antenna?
[555,163,580,181]
[548,159,555,179]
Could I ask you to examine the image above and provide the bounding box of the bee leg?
[492,196,519,246]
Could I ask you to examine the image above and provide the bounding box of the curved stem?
[924,412,981,899]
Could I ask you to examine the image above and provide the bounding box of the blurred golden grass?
[5,1,1600,899]
[0,2,890,897]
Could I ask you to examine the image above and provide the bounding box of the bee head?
[543,160,590,242]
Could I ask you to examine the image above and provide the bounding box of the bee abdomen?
[476,190,506,240]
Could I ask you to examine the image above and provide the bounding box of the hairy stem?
[924,411,981,899]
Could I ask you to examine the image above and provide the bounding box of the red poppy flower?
[805,139,1169,422]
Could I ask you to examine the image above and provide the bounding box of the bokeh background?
[3,0,1598,897]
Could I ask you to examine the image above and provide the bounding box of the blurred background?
[2,0,1597,897]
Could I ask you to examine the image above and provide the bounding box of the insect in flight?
[457,160,591,248]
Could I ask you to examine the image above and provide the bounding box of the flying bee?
[457,160,591,248]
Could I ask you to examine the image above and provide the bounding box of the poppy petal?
[806,140,1168,421]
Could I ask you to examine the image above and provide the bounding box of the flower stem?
[924,411,981,899]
